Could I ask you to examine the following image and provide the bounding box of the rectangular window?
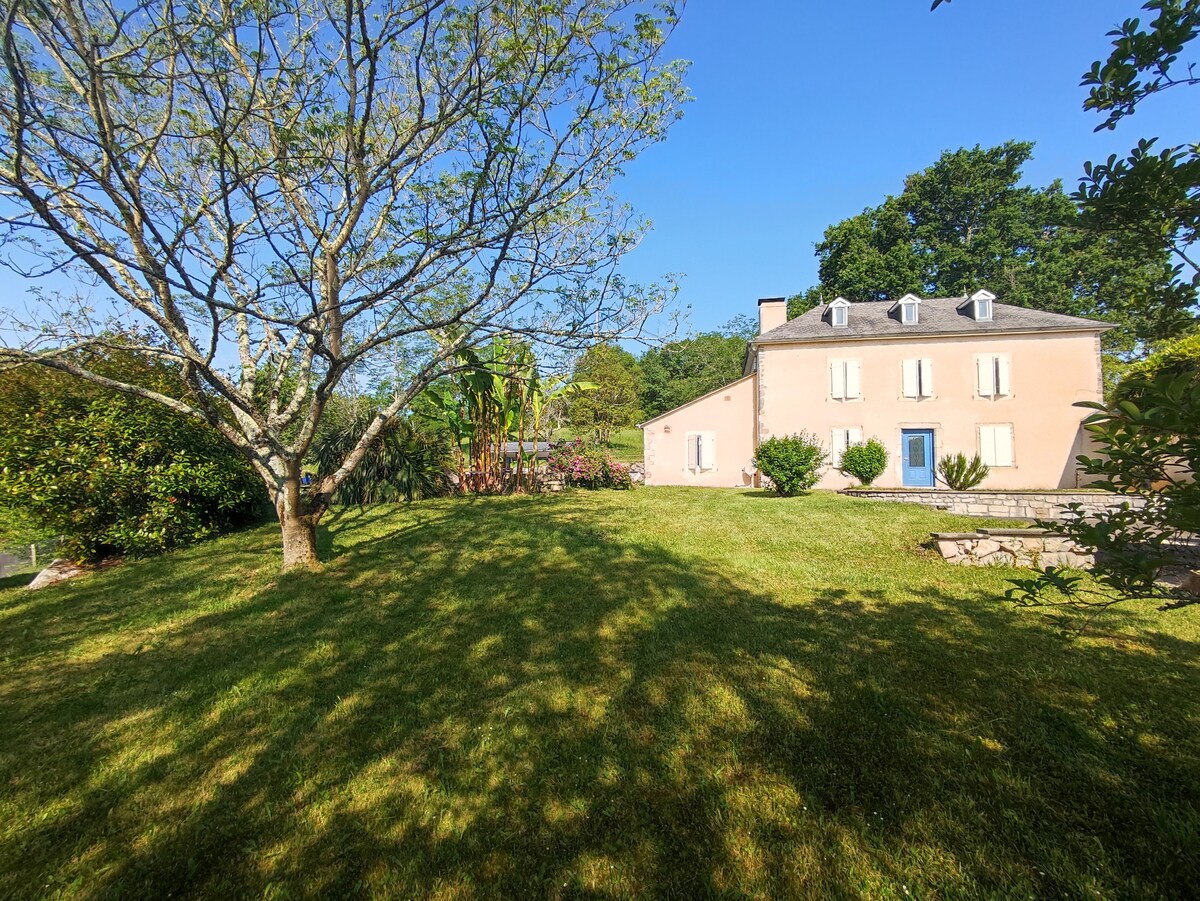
[902,303,919,324]
[829,359,862,400]
[976,354,1011,398]
[687,432,715,471]
[979,424,1014,467]
[902,358,934,398]
[833,305,848,327]
[831,427,863,466]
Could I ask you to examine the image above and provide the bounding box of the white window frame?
[975,298,992,321]
[832,304,848,327]
[901,358,934,399]
[975,353,1012,399]
[829,358,862,401]
[831,427,864,467]
[686,431,716,472]
[901,302,919,324]
[978,423,1015,467]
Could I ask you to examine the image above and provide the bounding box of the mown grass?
[1,489,1198,899]
[553,427,643,463]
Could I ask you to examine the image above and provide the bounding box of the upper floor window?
[827,297,850,328]
[902,358,933,399]
[892,293,922,325]
[829,358,862,401]
[976,354,1011,398]
[961,289,996,321]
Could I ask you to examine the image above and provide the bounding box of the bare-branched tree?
[0,0,688,568]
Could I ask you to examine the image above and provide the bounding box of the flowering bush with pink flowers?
[547,440,632,490]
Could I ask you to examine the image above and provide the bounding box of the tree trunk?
[275,472,320,571]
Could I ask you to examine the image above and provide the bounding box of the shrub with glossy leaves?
[839,438,888,486]
[938,453,990,490]
[0,355,266,562]
[755,432,828,496]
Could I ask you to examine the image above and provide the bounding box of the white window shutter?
[979,426,996,466]
[831,429,847,463]
[902,359,919,398]
[994,425,1013,466]
[845,360,862,399]
[848,427,863,446]
[996,356,1012,397]
[701,433,715,469]
[688,434,700,469]
[830,360,846,399]
[977,356,996,397]
[919,358,933,397]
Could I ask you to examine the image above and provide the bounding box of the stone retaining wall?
[931,528,1094,569]
[842,489,1143,522]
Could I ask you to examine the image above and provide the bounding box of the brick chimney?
[758,297,787,335]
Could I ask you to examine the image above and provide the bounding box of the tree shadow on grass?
[1,496,1198,899]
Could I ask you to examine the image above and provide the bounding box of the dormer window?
[891,293,922,325]
[827,297,850,328]
[959,289,996,321]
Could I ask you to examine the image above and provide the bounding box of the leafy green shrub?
[309,404,451,504]
[938,453,990,490]
[1114,332,1200,404]
[839,438,888,486]
[755,432,827,496]
[548,440,632,489]
[0,356,266,562]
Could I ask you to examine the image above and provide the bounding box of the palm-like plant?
[310,413,451,504]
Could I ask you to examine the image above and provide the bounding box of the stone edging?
[931,528,1093,569]
[842,488,1143,522]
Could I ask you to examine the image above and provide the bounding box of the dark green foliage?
[309,404,451,504]
[1114,331,1200,403]
[568,344,642,441]
[637,333,747,419]
[0,356,265,562]
[814,141,1196,355]
[938,454,990,491]
[840,439,889,486]
[1007,372,1199,612]
[754,433,828,496]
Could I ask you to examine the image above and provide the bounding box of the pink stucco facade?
[641,375,758,488]
[641,297,1107,491]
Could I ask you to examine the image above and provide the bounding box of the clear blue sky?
[616,0,1199,336]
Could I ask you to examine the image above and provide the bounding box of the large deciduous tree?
[812,142,1195,357]
[566,342,640,441]
[0,0,688,569]
[637,329,747,419]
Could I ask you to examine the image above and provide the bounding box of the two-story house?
[640,291,1109,490]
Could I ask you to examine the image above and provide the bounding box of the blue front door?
[901,429,935,487]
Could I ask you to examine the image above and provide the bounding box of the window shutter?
[977,356,996,397]
[996,356,1012,396]
[688,434,700,469]
[980,425,1014,467]
[845,360,862,399]
[902,359,919,398]
[831,429,847,463]
[994,424,1013,466]
[847,427,863,446]
[830,360,846,399]
[919,358,933,397]
[701,433,715,470]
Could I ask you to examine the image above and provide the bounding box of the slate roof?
[754,297,1109,345]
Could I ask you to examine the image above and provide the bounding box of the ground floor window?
[978,423,1015,467]
[687,431,716,471]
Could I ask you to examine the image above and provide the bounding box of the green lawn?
[2,489,1198,899]
[553,427,643,463]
